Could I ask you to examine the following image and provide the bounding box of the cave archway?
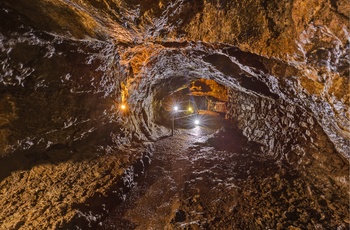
[0,0,349,228]
[99,50,350,228]
[122,43,348,200]
[152,78,228,129]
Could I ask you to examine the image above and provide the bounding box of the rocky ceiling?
[0,0,349,228]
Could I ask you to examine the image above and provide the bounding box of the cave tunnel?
[0,0,349,229]
[153,78,229,129]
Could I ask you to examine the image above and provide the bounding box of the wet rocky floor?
[98,115,349,230]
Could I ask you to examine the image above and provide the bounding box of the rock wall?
[0,0,349,228]
[0,31,118,157]
[1,0,348,165]
[226,88,349,195]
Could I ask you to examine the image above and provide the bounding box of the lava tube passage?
[0,0,349,229]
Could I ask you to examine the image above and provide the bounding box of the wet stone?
[98,116,349,229]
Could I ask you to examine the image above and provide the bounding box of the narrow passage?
[99,114,343,229]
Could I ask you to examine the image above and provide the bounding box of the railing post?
[172,114,175,136]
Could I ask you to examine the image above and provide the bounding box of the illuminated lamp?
[194,119,200,125]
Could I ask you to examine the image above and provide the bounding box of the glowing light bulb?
[188,107,193,112]
[194,119,200,125]
[174,106,179,111]
[121,104,126,110]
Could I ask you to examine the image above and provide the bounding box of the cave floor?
[98,114,348,230]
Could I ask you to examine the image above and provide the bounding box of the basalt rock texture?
[0,0,349,229]
[226,88,349,208]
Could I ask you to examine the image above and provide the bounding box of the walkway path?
[98,114,347,229]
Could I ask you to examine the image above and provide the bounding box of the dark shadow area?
[152,76,193,101]
[225,47,269,74]
[239,74,279,99]
[203,54,242,76]
[160,41,189,48]
[202,53,278,99]
[0,4,34,36]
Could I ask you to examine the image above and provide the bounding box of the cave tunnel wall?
[0,31,157,228]
[0,30,123,158]
[1,0,348,162]
[0,0,349,228]
[226,88,349,194]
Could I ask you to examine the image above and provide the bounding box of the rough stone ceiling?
[0,0,349,229]
[0,0,349,158]
[0,0,349,157]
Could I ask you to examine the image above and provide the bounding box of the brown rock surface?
[0,0,348,229]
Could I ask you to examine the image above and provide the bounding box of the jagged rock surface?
[0,0,349,229]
